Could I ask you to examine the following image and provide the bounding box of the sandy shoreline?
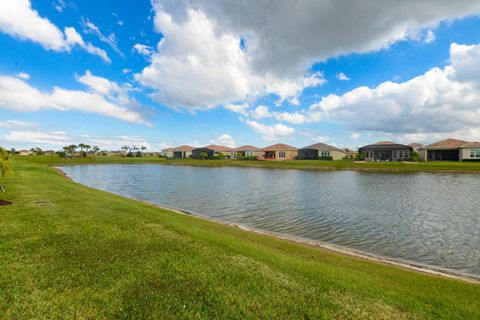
[54,166,480,284]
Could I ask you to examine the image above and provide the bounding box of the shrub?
[56,151,66,158]
[318,156,333,161]
[126,152,134,157]
[410,151,420,162]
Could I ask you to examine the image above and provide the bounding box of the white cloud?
[81,18,124,57]
[224,103,249,116]
[424,30,436,43]
[245,120,295,141]
[1,130,158,150]
[135,7,325,110]
[274,112,306,125]
[0,71,149,125]
[133,43,154,57]
[0,120,37,129]
[15,72,30,80]
[252,105,272,120]
[0,0,109,62]
[336,73,350,81]
[307,43,480,139]
[122,69,132,75]
[209,134,236,147]
[139,0,480,110]
[53,0,74,13]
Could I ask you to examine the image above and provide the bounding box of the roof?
[423,138,469,149]
[261,143,298,151]
[461,142,480,148]
[195,144,233,152]
[233,145,260,151]
[408,143,423,148]
[300,142,343,152]
[359,141,412,150]
[171,145,194,152]
[163,147,174,152]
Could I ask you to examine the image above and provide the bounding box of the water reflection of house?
[298,142,345,160]
[260,143,298,161]
[358,141,413,161]
[420,139,480,161]
[233,145,261,158]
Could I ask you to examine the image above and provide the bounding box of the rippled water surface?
[60,164,480,276]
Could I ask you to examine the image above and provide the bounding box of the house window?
[321,151,330,157]
[279,152,286,158]
[470,149,480,158]
[398,150,404,158]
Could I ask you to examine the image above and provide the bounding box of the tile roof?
[408,143,423,148]
[199,145,233,152]
[261,143,298,151]
[171,145,194,151]
[423,138,469,149]
[359,141,411,149]
[461,142,480,148]
[300,142,343,152]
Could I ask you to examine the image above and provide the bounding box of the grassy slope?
[0,159,478,319]
[15,154,480,172]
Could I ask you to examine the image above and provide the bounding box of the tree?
[78,143,86,158]
[0,147,13,192]
[30,147,44,155]
[141,145,146,156]
[199,151,208,160]
[92,146,100,157]
[410,151,420,162]
[68,145,77,158]
[121,145,129,157]
[131,145,138,158]
[84,144,91,157]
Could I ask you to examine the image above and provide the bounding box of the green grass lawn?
[12,154,480,172]
[0,158,479,319]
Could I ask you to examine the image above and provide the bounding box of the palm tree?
[92,146,100,157]
[131,145,138,158]
[0,147,13,191]
[141,145,146,156]
[68,144,77,158]
[121,145,129,157]
[78,143,85,158]
[84,144,91,157]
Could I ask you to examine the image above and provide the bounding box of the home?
[233,145,261,158]
[420,139,480,161]
[17,149,32,156]
[358,141,413,161]
[260,143,298,161]
[161,148,174,158]
[170,145,194,158]
[192,145,234,158]
[408,143,423,153]
[298,142,345,160]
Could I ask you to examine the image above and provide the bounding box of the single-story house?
[408,143,423,153]
[192,145,234,158]
[169,145,194,158]
[18,149,32,156]
[420,139,480,161]
[420,138,468,161]
[161,148,174,158]
[460,142,480,161]
[358,141,413,161]
[298,142,345,160]
[260,143,298,161]
[233,145,261,158]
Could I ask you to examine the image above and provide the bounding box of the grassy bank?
[12,154,480,172]
[0,159,478,319]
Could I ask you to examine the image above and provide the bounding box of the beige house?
[192,145,234,158]
[408,143,423,153]
[298,142,345,160]
[420,138,468,161]
[460,142,480,161]
[233,145,261,158]
[169,145,194,158]
[260,143,298,161]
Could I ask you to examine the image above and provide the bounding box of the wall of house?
[318,150,345,160]
[362,148,411,161]
[460,148,480,161]
[273,150,297,160]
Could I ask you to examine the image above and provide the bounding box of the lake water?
[60,164,480,277]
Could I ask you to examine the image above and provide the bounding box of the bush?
[239,156,258,161]
[318,156,333,161]
[126,152,134,157]
[410,151,420,162]
[135,151,143,157]
[56,151,66,158]
[355,152,364,161]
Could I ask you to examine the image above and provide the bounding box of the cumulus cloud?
[0,0,109,62]
[307,43,480,137]
[245,120,295,141]
[336,73,350,81]
[133,43,154,57]
[1,130,156,150]
[15,72,30,80]
[135,6,326,110]
[0,71,149,125]
[209,134,236,147]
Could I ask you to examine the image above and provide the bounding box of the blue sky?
[1,1,480,151]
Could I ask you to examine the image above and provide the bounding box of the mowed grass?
[0,160,479,319]
[15,154,480,173]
